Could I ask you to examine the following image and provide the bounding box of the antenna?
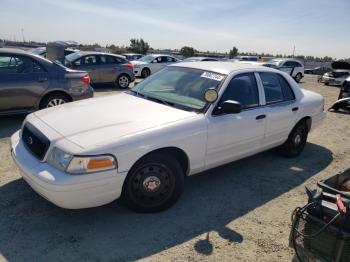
[21,28,25,43]
[292,45,295,57]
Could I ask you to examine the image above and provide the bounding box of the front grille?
[22,125,50,160]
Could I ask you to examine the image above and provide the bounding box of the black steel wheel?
[122,153,184,213]
[280,121,308,158]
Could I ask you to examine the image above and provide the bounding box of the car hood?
[34,93,196,149]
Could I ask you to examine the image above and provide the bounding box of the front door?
[206,72,266,169]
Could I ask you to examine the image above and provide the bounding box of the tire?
[280,121,308,158]
[141,68,151,78]
[122,153,184,213]
[325,82,329,86]
[40,93,70,109]
[115,74,130,89]
[294,73,302,83]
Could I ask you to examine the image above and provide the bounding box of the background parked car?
[31,47,78,57]
[320,70,350,86]
[233,55,259,61]
[65,52,135,88]
[122,53,144,61]
[304,66,332,75]
[131,54,179,78]
[183,56,219,62]
[269,58,304,82]
[0,48,93,115]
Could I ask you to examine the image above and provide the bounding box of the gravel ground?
[0,75,349,262]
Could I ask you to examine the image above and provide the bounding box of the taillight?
[122,63,133,71]
[81,75,90,85]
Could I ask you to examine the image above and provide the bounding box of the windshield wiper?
[146,96,175,107]
[129,90,175,107]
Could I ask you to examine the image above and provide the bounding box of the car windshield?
[269,59,284,66]
[130,66,226,111]
[65,52,82,62]
[31,47,45,55]
[137,55,156,63]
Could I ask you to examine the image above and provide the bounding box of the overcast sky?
[1,0,349,58]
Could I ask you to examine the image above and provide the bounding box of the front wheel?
[122,153,184,213]
[280,121,308,158]
[141,68,151,78]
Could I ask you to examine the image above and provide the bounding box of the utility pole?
[21,28,25,43]
[292,45,295,57]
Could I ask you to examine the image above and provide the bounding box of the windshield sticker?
[200,72,224,81]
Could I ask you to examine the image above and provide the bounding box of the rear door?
[73,55,100,83]
[0,54,49,112]
[257,72,298,148]
[98,55,125,83]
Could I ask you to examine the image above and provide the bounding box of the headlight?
[47,147,117,175]
[47,147,73,171]
[133,64,140,68]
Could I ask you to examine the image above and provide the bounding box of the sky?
[1,0,350,59]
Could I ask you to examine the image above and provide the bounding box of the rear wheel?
[40,94,70,109]
[280,121,308,157]
[141,68,151,78]
[294,73,302,83]
[115,74,130,89]
[122,153,184,213]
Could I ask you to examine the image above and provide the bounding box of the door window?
[81,55,98,66]
[260,72,295,104]
[0,55,41,73]
[219,73,259,109]
[100,55,118,64]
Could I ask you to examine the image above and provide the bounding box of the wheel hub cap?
[47,99,66,108]
[119,76,129,87]
[294,134,301,145]
[143,176,161,192]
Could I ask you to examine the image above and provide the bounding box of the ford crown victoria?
[11,62,325,212]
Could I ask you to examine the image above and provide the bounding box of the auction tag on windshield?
[200,72,224,81]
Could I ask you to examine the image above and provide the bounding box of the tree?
[228,46,238,59]
[180,46,196,57]
[127,38,150,54]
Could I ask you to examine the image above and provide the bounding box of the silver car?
[65,52,135,89]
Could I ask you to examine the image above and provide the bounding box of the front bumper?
[11,130,127,209]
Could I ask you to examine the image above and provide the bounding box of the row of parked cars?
[0,46,307,116]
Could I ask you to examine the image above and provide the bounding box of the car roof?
[70,51,126,59]
[123,53,142,55]
[0,48,31,54]
[170,61,276,75]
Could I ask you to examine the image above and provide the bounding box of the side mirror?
[214,100,242,115]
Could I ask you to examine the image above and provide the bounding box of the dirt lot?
[0,75,349,262]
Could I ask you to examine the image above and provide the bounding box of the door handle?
[256,114,266,120]
[38,77,48,82]
[292,107,299,112]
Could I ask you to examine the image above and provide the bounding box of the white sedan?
[11,62,325,212]
[131,54,179,78]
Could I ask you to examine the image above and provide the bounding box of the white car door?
[257,72,299,149]
[149,56,164,74]
[206,72,266,169]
